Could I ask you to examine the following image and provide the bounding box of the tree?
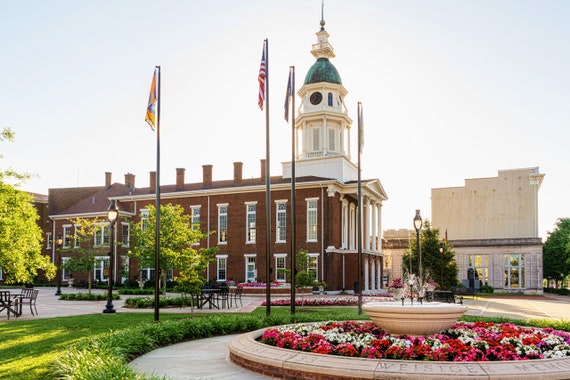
[61,217,109,293]
[0,128,55,284]
[402,221,459,290]
[543,218,570,288]
[130,204,218,294]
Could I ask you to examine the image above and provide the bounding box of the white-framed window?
[62,257,71,281]
[217,255,228,282]
[63,225,72,248]
[190,205,201,230]
[275,254,287,282]
[328,127,335,151]
[140,267,156,282]
[218,204,228,244]
[307,253,319,282]
[94,256,109,282]
[468,254,489,286]
[46,233,52,249]
[121,222,130,247]
[140,209,149,230]
[276,200,287,243]
[121,256,129,283]
[245,254,256,283]
[504,254,525,289]
[306,198,318,242]
[74,224,81,248]
[94,222,110,247]
[312,127,320,151]
[246,202,257,243]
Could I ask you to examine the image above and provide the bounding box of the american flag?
[258,40,267,110]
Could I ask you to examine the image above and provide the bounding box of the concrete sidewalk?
[0,286,264,321]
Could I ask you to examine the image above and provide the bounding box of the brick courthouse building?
[44,19,388,293]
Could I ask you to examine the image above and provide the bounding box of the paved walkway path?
[2,287,569,379]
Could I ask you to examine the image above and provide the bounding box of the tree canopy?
[543,218,570,287]
[402,221,459,290]
[0,128,55,283]
[61,217,109,293]
[130,203,218,293]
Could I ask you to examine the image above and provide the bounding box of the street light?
[55,235,63,296]
[439,242,445,290]
[103,200,118,314]
[413,210,423,282]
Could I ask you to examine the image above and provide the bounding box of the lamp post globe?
[103,200,118,314]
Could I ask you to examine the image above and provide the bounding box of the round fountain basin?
[363,301,468,336]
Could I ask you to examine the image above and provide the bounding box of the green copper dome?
[304,58,342,85]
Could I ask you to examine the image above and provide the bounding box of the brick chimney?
[149,171,156,193]
[202,165,213,187]
[233,162,243,185]
[105,172,112,189]
[260,159,266,183]
[176,168,185,191]
[124,173,135,189]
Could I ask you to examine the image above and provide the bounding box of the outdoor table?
[199,288,219,309]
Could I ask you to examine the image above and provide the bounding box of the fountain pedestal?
[363,301,468,336]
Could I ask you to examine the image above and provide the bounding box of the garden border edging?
[229,328,570,380]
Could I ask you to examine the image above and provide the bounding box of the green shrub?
[59,293,120,301]
[123,295,196,309]
[479,285,494,294]
[118,288,154,295]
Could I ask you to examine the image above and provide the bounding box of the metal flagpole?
[154,65,161,323]
[263,39,271,317]
[289,66,296,315]
[357,101,363,315]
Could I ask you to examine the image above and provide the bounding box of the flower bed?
[262,296,393,306]
[260,320,570,361]
[237,285,313,295]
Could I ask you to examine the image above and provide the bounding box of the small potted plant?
[315,281,327,294]
[389,277,405,300]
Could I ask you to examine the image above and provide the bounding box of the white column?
[370,258,376,291]
[364,258,370,292]
[366,197,371,251]
[377,203,382,252]
[370,202,378,252]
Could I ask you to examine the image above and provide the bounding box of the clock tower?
[283,15,357,182]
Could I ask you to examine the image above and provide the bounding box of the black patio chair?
[216,286,230,309]
[231,285,243,308]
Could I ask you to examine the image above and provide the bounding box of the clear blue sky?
[1,0,568,239]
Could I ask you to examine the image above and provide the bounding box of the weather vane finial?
[320,0,325,31]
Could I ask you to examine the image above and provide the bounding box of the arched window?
[327,92,333,106]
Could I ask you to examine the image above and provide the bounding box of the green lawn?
[0,313,192,380]
[0,308,362,380]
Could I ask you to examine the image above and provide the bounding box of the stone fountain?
[363,274,467,336]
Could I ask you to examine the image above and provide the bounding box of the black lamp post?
[103,200,118,314]
[439,242,445,290]
[413,210,423,282]
[55,235,63,296]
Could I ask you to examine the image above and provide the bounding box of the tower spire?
[311,0,334,59]
[320,0,325,31]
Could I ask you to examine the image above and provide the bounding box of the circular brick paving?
[229,328,570,380]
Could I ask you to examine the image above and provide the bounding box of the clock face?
[310,91,323,105]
